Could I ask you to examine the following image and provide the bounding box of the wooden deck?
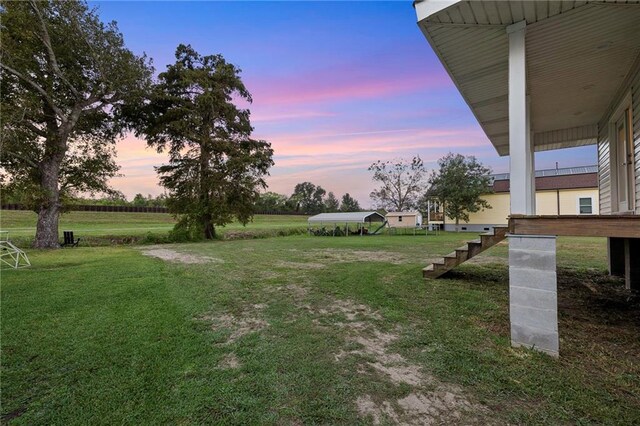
[509,214,639,290]
[508,215,640,238]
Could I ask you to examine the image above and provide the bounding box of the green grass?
[1,233,639,424]
[0,210,308,245]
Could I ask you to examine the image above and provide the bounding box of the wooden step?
[454,248,469,262]
[467,239,483,257]
[494,226,508,234]
[443,254,458,268]
[423,226,508,279]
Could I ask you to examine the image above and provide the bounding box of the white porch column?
[507,21,558,357]
[526,96,536,212]
[508,21,534,215]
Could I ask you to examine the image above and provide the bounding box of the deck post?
[507,21,559,357]
[624,238,640,290]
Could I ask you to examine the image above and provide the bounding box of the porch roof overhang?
[414,0,640,156]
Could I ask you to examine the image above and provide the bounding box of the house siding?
[598,131,612,214]
[598,58,639,214]
[633,66,640,214]
[446,188,599,230]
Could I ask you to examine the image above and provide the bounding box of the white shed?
[386,211,423,228]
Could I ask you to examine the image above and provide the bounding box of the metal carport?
[307,212,386,236]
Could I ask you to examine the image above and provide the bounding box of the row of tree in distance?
[69,154,491,222]
[256,183,360,215]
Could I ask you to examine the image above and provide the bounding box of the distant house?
[386,211,422,228]
[444,165,599,232]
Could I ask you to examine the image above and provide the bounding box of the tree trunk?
[202,213,215,239]
[33,158,62,248]
[198,141,215,240]
[455,217,460,233]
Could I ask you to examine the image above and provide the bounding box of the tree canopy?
[289,182,326,215]
[324,192,340,212]
[340,193,361,212]
[135,45,273,239]
[0,0,152,247]
[428,153,493,230]
[255,192,289,212]
[368,156,427,212]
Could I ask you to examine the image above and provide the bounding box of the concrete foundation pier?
[509,234,559,357]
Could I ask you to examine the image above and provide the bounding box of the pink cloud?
[263,127,488,157]
[248,65,452,107]
[250,109,336,123]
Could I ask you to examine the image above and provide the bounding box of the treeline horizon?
[1,182,364,214]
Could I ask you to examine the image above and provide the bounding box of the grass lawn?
[0,210,308,244]
[1,233,639,424]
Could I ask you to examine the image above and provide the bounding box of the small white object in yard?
[0,231,31,269]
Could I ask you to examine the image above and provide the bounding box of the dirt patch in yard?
[357,395,399,424]
[269,283,309,301]
[218,353,240,369]
[141,247,223,264]
[397,391,478,423]
[358,391,477,426]
[210,313,268,343]
[307,299,383,322]
[198,303,268,344]
[307,296,488,424]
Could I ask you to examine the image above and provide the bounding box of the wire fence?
[0,203,308,215]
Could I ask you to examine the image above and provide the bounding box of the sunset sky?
[95,1,597,207]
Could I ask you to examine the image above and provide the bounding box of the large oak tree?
[136,45,273,239]
[0,0,152,247]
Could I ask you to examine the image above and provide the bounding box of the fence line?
[0,203,308,216]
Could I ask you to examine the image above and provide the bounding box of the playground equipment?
[0,231,31,269]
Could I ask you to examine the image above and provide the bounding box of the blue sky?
[94,1,597,205]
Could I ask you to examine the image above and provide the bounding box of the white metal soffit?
[308,212,385,223]
[415,0,640,156]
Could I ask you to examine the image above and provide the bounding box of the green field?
[1,221,639,424]
[0,210,308,245]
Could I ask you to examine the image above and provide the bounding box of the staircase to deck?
[423,226,508,279]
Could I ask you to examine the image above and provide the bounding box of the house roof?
[308,212,386,224]
[491,165,598,192]
[386,211,421,217]
[490,165,598,181]
[414,0,640,156]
